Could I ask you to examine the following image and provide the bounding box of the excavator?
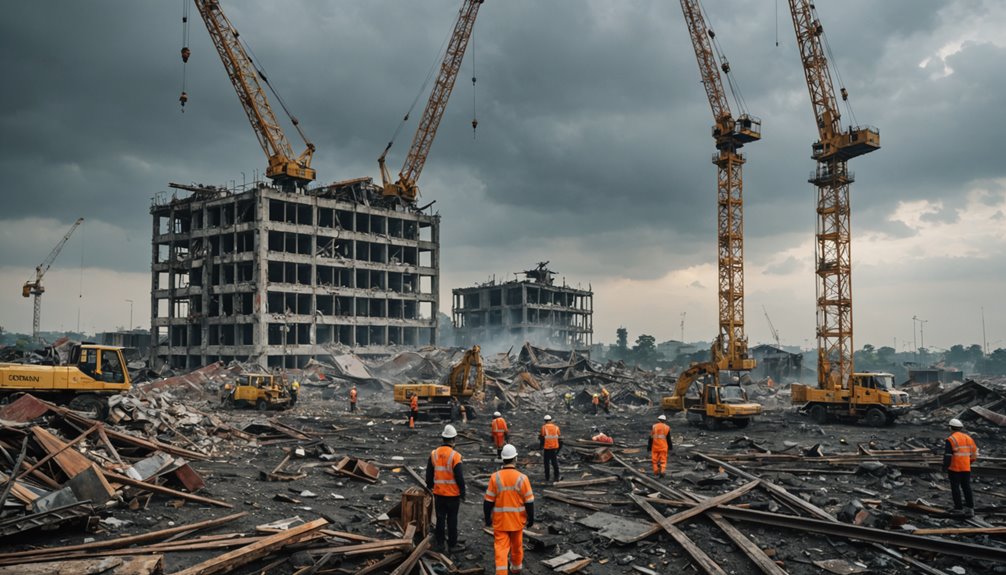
[186,0,315,190]
[378,0,485,202]
[783,0,910,426]
[394,345,485,420]
[661,0,762,429]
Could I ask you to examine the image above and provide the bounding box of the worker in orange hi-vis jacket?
[539,415,562,483]
[484,444,534,575]
[349,386,358,412]
[648,414,673,478]
[490,411,509,458]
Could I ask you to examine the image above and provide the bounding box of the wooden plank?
[31,426,93,479]
[630,494,727,575]
[543,490,603,511]
[16,425,98,481]
[707,513,789,575]
[0,555,163,575]
[551,476,618,488]
[658,480,759,526]
[556,558,592,573]
[388,534,431,575]
[104,471,232,508]
[352,552,406,575]
[174,518,328,575]
[542,550,582,568]
[307,538,412,557]
[912,526,1006,535]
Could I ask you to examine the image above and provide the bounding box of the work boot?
[964,507,975,518]
[447,542,466,556]
[950,508,966,517]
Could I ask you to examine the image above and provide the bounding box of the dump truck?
[224,373,292,411]
[0,343,131,419]
[791,371,911,426]
[393,345,485,420]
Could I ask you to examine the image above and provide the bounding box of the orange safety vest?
[349,389,358,402]
[651,422,671,451]
[485,466,534,531]
[430,446,462,496]
[948,431,978,472]
[592,395,599,405]
[410,396,419,411]
[491,417,508,447]
[540,423,561,450]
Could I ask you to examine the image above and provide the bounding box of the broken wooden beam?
[629,495,727,575]
[388,534,432,575]
[173,518,328,575]
[103,470,232,508]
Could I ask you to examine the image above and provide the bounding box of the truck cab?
[793,371,911,426]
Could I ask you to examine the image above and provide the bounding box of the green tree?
[633,334,659,367]
[611,327,629,361]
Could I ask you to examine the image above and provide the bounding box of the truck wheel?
[864,407,886,427]
[809,404,828,424]
[256,399,268,411]
[733,418,750,429]
[706,417,722,431]
[68,395,108,420]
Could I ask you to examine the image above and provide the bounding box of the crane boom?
[380,0,485,202]
[193,0,315,189]
[787,0,879,392]
[22,217,84,342]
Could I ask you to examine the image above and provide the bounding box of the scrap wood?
[30,426,93,479]
[654,480,759,527]
[104,470,232,508]
[970,405,1006,427]
[0,555,164,575]
[52,406,208,460]
[173,517,328,575]
[307,538,413,557]
[0,437,29,509]
[551,476,618,488]
[388,534,431,575]
[681,489,788,575]
[16,424,98,482]
[0,501,92,539]
[912,526,1006,535]
[542,490,603,511]
[0,536,270,567]
[0,470,39,505]
[351,551,406,575]
[629,495,727,575]
[0,511,247,562]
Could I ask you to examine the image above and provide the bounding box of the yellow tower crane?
[662,0,762,430]
[188,0,315,190]
[22,218,84,343]
[378,0,485,203]
[785,1,910,425]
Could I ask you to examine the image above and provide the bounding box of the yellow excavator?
[662,337,762,430]
[0,343,131,419]
[394,345,485,419]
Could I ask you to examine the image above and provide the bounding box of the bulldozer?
[224,373,292,411]
[394,345,485,420]
[0,343,131,419]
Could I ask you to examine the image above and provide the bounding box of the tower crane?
[786,1,910,425]
[661,0,762,429]
[22,218,84,343]
[763,305,781,348]
[189,0,315,190]
[378,0,485,202]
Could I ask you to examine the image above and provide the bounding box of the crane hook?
[181,46,191,63]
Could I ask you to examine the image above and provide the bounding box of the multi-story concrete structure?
[452,263,592,349]
[150,179,439,370]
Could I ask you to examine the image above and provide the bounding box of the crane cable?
[241,40,313,150]
[698,0,749,118]
[809,3,859,127]
[180,0,190,111]
[471,25,478,139]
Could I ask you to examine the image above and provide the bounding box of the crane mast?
[680,0,759,376]
[379,0,484,202]
[787,0,879,392]
[192,0,315,190]
[22,217,84,343]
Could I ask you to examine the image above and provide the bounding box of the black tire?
[809,404,828,424]
[706,417,722,431]
[864,407,886,427]
[256,399,269,411]
[68,394,108,420]
[733,418,750,429]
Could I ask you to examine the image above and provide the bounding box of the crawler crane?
[661,0,762,429]
[785,0,909,425]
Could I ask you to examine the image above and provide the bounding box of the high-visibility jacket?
[491,417,509,447]
[540,423,561,450]
[430,446,462,496]
[947,431,978,472]
[485,466,534,531]
[349,388,358,402]
[591,395,599,405]
[410,396,419,411]
[650,422,671,452]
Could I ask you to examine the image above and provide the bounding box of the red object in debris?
[0,394,53,422]
[592,433,614,444]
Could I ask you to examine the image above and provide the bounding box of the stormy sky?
[2,0,1005,353]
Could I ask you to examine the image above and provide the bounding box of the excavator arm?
[448,345,484,400]
[193,0,315,189]
[380,0,484,202]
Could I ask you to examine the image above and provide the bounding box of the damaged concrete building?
[150,179,440,370]
[452,262,593,349]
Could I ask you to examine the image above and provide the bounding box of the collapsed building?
[452,262,593,349]
[150,179,440,370]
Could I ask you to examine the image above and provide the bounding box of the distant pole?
[982,306,988,356]
[126,299,134,331]
[911,315,918,363]
[919,318,928,365]
[680,312,686,342]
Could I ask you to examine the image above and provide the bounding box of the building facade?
[150,179,439,370]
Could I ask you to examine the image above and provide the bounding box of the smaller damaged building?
[750,343,804,384]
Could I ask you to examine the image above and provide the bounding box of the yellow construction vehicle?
[393,345,485,419]
[0,343,131,419]
[225,373,291,411]
[661,0,763,428]
[791,371,910,426]
[378,0,485,202]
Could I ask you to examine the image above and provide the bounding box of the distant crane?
[22,218,84,343]
[762,305,781,348]
[379,0,485,202]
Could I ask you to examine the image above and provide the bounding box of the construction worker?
[220,382,234,406]
[944,418,978,517]
[539,415,562,483]
[590,426,613,444]
[591,393,600,415]
[491,411,509,458]
[600,387,611,414]
[563,392,574,412]
[648,414,672,478]
[484,444,534,575]
[409,392,419,429]
[426,424,466,553]
[349,385,358,412]
[289,380,300,406]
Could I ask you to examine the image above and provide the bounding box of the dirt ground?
[8,386,1005,574]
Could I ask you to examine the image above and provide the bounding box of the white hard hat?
[493,411,502,418]
[949,418,964,429]
[658,414,667,421]
[500,444,518,459]
[543,414,552,421]
[441,424,458,439]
